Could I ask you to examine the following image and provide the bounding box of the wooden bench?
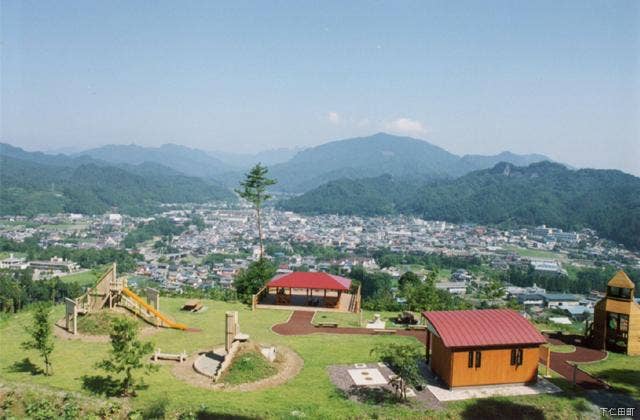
[316,322,338,328]
[373,329,396,335]
[406,325,427,330]
[153,349,187,363]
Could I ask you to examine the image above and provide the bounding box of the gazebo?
[253,272,360,312]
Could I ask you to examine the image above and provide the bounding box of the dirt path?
[272,311,428,344]
[540,334,608,390]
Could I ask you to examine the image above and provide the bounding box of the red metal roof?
[267,272,352,291]
[422,309,546,348]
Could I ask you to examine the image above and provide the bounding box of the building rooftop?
[422,309,546,348]
[267,272,352,291]
[608,270,635,289]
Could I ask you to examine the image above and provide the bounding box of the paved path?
[540,334,608,390]
[272,311,428,344]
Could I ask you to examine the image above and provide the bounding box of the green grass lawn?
[221,349,277,385]
[312,310,404,328]
[0,297,624,419]
[57,270,99,286]
[76,310,144,335]
[579,352,640,399]
[546,344,576,354]
[503,245,564,261]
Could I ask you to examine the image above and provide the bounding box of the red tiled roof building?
[422,309,546,388]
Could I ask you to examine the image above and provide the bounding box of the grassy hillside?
[0,155,234,216]
[0,298,618,418]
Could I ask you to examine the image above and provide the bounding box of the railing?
[252,285,269,310]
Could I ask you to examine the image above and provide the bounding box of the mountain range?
[4,133,638,248]
[0,143,234,216]
[268,133,556,192]
[63,133,555,192]
[280,161,640,249]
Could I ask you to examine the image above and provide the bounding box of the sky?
[1,1,639,175]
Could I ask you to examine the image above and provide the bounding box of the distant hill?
[280,162,640,249]
[76,143,234,179]
[0,142,99,168]
[461,151,553,171]
[0,145,235,216]
[212,147,304,168]
[268,133,554,192]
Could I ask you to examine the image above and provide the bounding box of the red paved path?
[272,311,427,344]
[540,335,608,390]
[273,311,609,390]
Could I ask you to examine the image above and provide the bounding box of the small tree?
[233,258,277,301]
[398,271,421,291]
[97,318,156,396]
[372,343,422,400]
[235,164,277,260]
[22,303,54,375]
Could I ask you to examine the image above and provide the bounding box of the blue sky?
[2,1,638,174]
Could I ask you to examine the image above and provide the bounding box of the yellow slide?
[122,287,188,330]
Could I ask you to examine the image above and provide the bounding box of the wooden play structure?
[586,270,640,356]
[193,311,251,382]
[64,263,187,335]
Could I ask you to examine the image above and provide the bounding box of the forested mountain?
[0,143,99,167]
[9,134,554,193]
[267,133,553,192]
[461,151,552,171]
[280,162,640,249]
[0,150,235,216]
[76,143,235,178]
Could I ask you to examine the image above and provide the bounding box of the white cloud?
[327,111,341,125]
[383,117,428,137]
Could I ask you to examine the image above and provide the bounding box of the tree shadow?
[8,358,43,375]
[460,398,545,420]
[81,374,122,397]
[341,385,408,406]
[141,398,168,419]
[585,368,638,394]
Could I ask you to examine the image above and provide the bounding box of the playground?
[0,270,638,418]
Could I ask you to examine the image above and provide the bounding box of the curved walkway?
[272,311,428,344]
[540,334,608,390]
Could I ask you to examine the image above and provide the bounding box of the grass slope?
[221,349,277,385]
[0,298,628,418]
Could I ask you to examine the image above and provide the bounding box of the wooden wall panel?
[628,303,640,356]
[449,346,540,387]
[430,335,452,386]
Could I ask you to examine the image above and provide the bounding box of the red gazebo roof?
[422,309,546,348]
[267,272,352,291]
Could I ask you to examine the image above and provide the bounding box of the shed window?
[511,348,524,366]
[468,351,474,368]
[475,351,482,368]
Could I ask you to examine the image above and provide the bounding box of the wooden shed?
[422,309,547,388]
[587,271,640,356]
